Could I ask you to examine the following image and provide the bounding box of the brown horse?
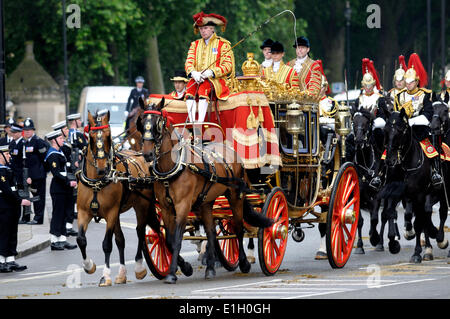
[124,109,143,151]
[76,110,158,286]
[137,98,273,284]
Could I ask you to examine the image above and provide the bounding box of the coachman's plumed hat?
[193,11,227,34]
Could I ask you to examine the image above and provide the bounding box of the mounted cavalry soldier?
[387,55,407,111]
[126,76,149,130]
[185,11,235,123]
[0,145,30,273]
[346,58,387,164]
[44,130,78,251]
[261,41,299,89]
[371,53,437,189]
[170,70,188,100]
[286,36,322,97]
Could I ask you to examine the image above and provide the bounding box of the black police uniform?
[45,147,77,250]
[68,128,87,220]
[0,163,27,272]
[9,137,28,222]
[60,142,77,234]
[23,123,48,224]
[0,135,13,147]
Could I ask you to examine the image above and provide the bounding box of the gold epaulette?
[419,88,432,94]
[216,36,231,45]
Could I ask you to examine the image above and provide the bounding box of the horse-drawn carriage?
[138,52,361,281]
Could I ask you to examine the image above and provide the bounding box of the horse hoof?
[388,240,401,254]
[98,276,112,287]
[205,268,216,280]
[180,262,193,277]
[438,239,449,250]
[375,244,384,252]
[410,255,422,264]
[423,254,434,261]
[370,232,380,247]
[353,247,365,255]
[314,251,327,260]
[135,268,147,280]
[164,274,177,284]
[83,262,96,275]
[247,256,256,264]
[114,275,127,284]
[404,230,416,241]
[239,259,251,274]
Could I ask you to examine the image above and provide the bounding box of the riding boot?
[186,98,197,123]
[431,157,443,187]
[197,99,209,123]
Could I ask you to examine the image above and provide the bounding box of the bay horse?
[124,109,143,151]
[137,98,273,283]
[351,109,383,253]
[76,110,159,286]
[382,108,441,262]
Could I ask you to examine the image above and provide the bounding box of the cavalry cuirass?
[357,93,381,116]
[396,88,430,118]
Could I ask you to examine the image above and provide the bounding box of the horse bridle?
[385,117,412,168]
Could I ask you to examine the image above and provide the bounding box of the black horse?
[351,109,384,254]
[382,109,440,263]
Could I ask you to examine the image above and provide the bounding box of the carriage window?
[279,111,308,155]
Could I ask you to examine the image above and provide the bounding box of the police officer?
[44,130,77,251]
[0,118,15,146]
[51,121,78,236]
[22,118,48,225]
[8,123,29,224]
[0,145,30,272]
[125,76,149,129]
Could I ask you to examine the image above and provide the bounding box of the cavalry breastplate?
[398,90,425,117]
[358,94,380,116]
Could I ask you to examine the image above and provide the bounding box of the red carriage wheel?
[142,204,172,279]
[326,162,360,269]
[258,187,289,276]
[214,218,240,271]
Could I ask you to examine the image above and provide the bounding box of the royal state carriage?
[138,51,360,279]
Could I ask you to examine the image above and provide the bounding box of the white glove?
[408,115,429,126]
[191,71,203,83]
[373,117,386,129]
[201,69,214,79]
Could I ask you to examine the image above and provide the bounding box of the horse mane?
[353,107,374,121]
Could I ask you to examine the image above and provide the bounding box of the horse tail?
[241,171,274,228]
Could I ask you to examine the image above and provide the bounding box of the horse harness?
[144,110,254,212]
[80,119,154,222]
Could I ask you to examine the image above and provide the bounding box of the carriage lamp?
[335,101,352,159]
[286,101,305,135]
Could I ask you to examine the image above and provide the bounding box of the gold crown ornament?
[241,53,260,76]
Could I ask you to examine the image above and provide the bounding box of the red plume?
[361,58,381,90]
[399,55,407,71]
[316,59,331,95]
[408,53,428,87]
